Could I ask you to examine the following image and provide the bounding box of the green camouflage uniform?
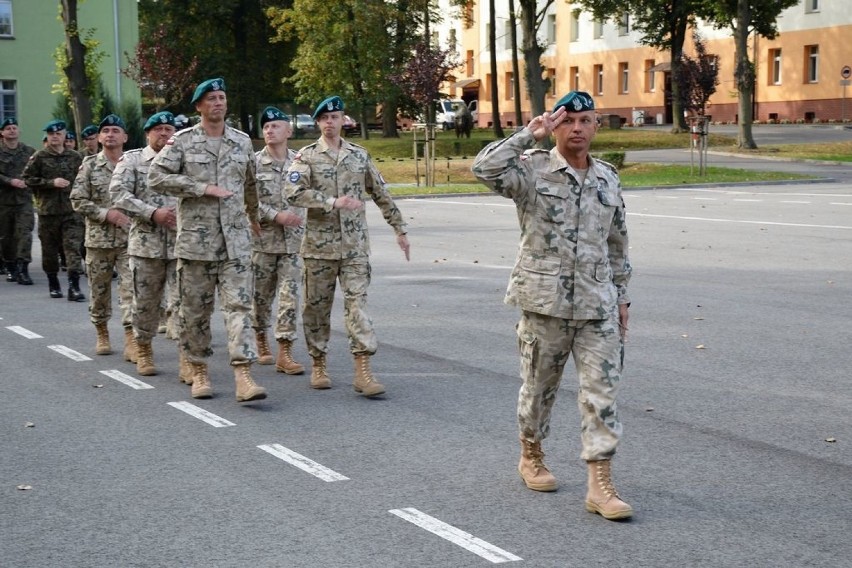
[110,146,178,343]
[0,140,36,264]
[284,138,406,357]
[473,128,632,461]
[71,152,131,326]
[22,147,84,274]
[252,147,305,342]
[147,123,260,364]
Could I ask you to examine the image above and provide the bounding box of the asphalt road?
[3,178,852,567]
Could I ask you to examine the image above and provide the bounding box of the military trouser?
[251,250,302,342]
[177,257,257,365]
[37,212,84,274]
[0,202,34,263]
[302,257,376,358]
[516,310,624,462]
[131,255,177,343]
[85,246,131,326]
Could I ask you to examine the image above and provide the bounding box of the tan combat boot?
[310,355,332,389]
[94,322,111,355]
[585,459,633,520]
[234,363,267,402]
[123,326,138,363]
[135,341,156,376]
[352,353,385,397]
[189,362,212,399]
[276,339,305,375]
[255,331,273,365]
[178,349,193,385]
[518,439,558,492]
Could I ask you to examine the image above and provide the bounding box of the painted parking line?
[47,345,92,361]
[100,369,154,390]
[389,508,522,564]
[167,401,235,427]
[6,326,43,339]
[257,444,349,482]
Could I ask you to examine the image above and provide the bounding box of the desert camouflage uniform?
[71,152,131,326]
[147,123,260,364]
[284,137,406,357]
[252,147,305,341]
[110,146,179,343]
[22,147,84,274]
[0,140,36,264]
[473,128,632,461]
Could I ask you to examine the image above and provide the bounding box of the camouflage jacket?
[0,141,36,206]
[22,147,83,215]
[147,123,259,261]
[254,146,304,255]
[284,137,406,260]
[472,128,631,320]
[70,151,128,248]
[110,146,177,260]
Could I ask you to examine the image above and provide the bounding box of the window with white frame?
[571,66,579,91]
[806,45,819,83]
[1,80,17,123]
[593,19,604,39]
[570,10,580,42]
[594,64,604,95]
[548,69,556,96]
[0,0,13,37]
[618,13,630,36]
[805,0,820,13]
[546,14,556,44]
[619,62,629,94]
[504,20,512,50]
[769,49,782,85]
[644,60,656,92]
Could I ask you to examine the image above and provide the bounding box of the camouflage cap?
[99,114,127,132]
[43,119,67,132]
[260,106,291,127]
[1,117,18,129]
[191,77,226,105]
[143,111,176,131]
[81,125,99,138]
[312,95,344,120]
[553,91,595,113]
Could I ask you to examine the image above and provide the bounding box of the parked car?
[294,114,317,137]
[342,115,359,135]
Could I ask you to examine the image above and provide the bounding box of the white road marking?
[781,200,811,204]
[6,326,43,339]
[389,508,522,564]
[829,202,852,206]
[100,369,153,390]
[167,401,235,427]
[47,345,91,361]
[694,197,717,201]
[257,444,349,482]
[628,212,852,230]
[732,199,762,202]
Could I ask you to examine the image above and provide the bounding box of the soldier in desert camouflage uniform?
[284,95,410,396]
[148,77,268,403]
[473,91,633,521]
[22,119,85,300]
[110,111,179,377]
[71,114,135,360]
[251,106,306,374]
[0,118,36,285]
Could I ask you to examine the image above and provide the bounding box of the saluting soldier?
[110,111,179,377]
[0,117,36,285]
[284,95,410,396]
[148,77,268,403]
[22,119,85,300]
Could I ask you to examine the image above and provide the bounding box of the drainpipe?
[113,0,122,100]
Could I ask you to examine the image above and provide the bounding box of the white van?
[435,99,467,130]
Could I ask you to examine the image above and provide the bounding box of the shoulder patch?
[288,171,301,183]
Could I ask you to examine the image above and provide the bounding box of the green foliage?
[596,152,625,169]
[51,28,105,101]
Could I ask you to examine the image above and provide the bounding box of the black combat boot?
[6,261,18,282]
[16,260,33,285]
[47,273,63,298]
[67,271,86,302]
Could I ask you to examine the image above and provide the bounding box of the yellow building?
[441,0,852,126]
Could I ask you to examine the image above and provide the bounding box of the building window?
[504,20,512,50]
[618,13,630,36]
[593,19,604,39]
[570,66,580,91]
[448,29,457,53]
[805,0,820,13]
[0,0,13,37]
[806,45,819,83]
[466,50,474,77]
[484,73,491,99]
[547,14,556,45]
[619,62,629,94]
[548,68,556,96]
[594,64,604,95]
[485,23,491,52]
[431,31,439,48]
[644,60,656,92]
[769,49,782,85]
[570,10,580,42]
[505,72,514,100]
[1,80,16,123]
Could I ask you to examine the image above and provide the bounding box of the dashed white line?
[100,369,154,390]
[694,197,717,201]
[732,199,762,202]
[257,444,349,482]
[389,508,522,564]
[47,345,92,361]
[627,212,852,230]
[6,326,43,339]
[167,401,235,427]
[781,200,811,204]
[830,202,852,206]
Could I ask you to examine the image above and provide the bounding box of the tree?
[488,0,505,138]
[517,0,555,119]
[699,0,798,148]
[390,39,459,127]
[677,31,719,117]
[509,0,523,127]
[56,0,98,139]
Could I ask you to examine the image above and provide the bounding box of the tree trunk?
[488,0,504,138]
[509,0,523,128]
[60,0,92,139]
[668,15,689,133]
[734,0,757,148]
[519,0,546,117]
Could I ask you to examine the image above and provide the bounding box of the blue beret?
[81,125,99,138]
[260,106,290,127]
[553,91,595,113]
[143,111,176,131]
[99,114,127,132]
[65,131,76,140]
[1,117,18,129]
[43,119,67,133]
[191,77,226,105]
[312,96,344,120]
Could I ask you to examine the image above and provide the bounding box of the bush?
[596,151,626,169]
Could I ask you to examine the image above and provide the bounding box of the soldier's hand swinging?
[397,234,410,261]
